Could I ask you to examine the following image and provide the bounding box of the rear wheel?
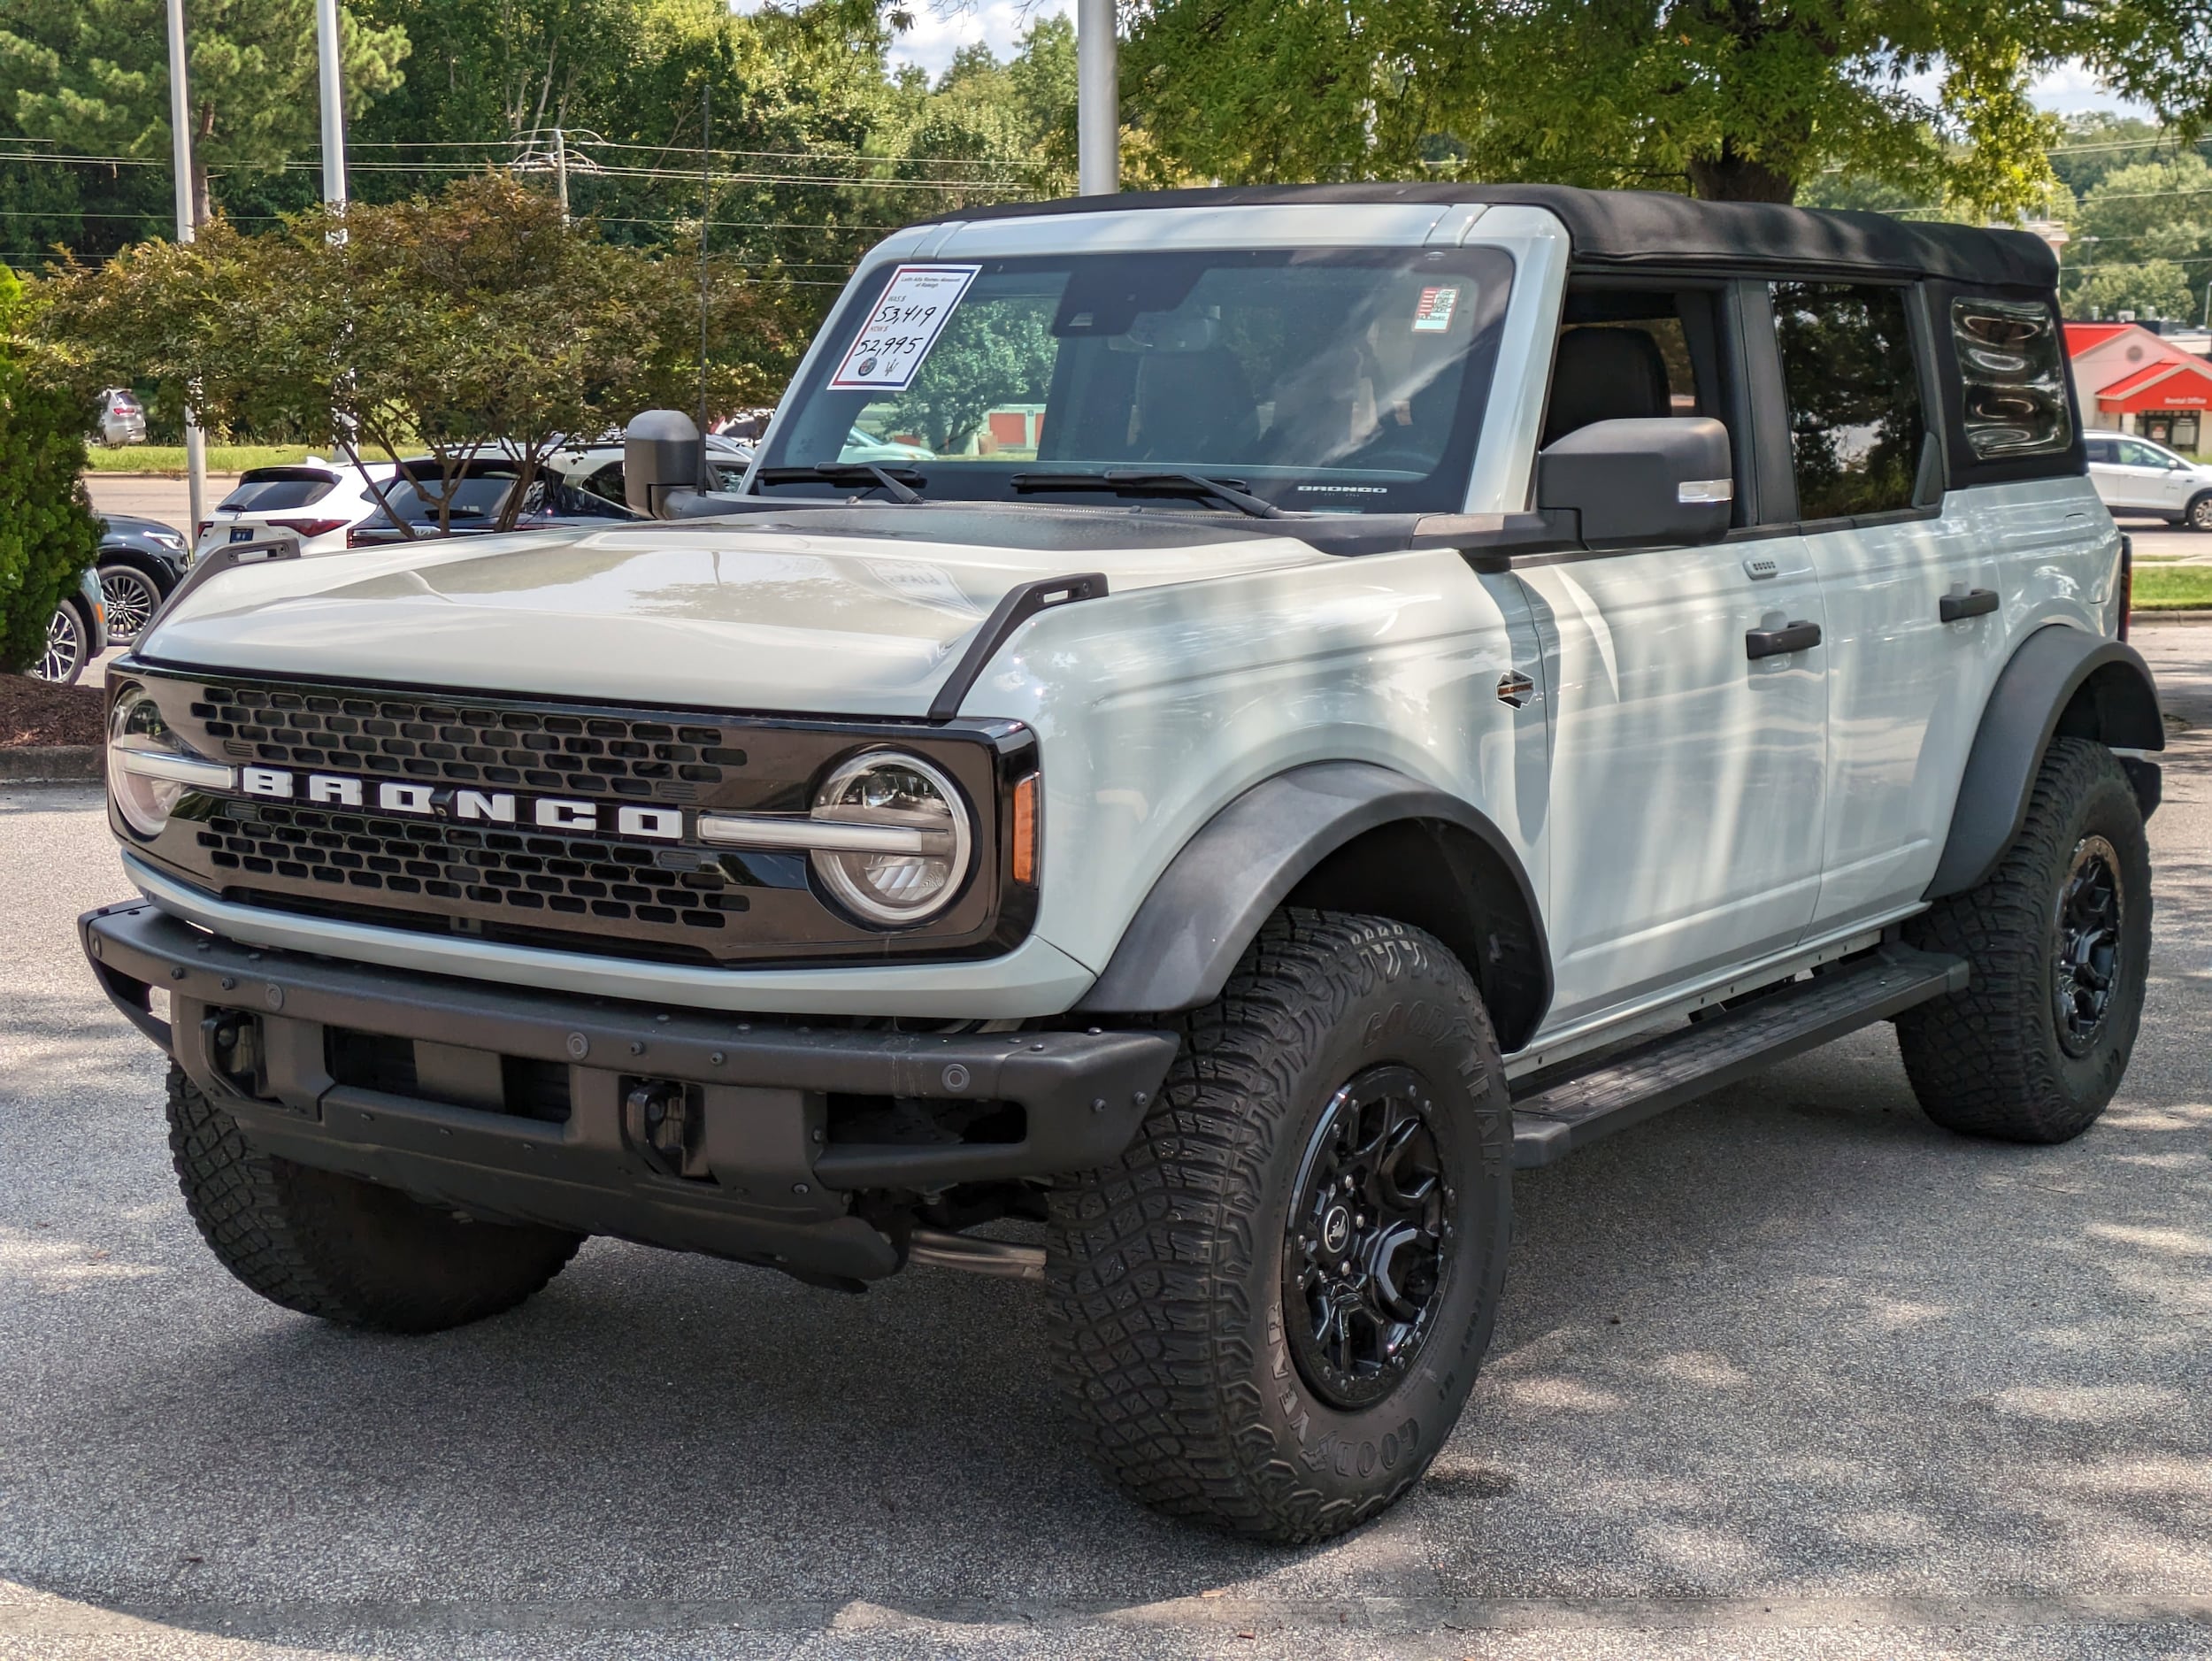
[98,563,164,644]
[33,601,87,685]
[1897,739,2151,1142]
[1046,911,1512,1543]
[166,1065,583,1332]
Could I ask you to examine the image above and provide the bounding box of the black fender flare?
[1076,761,1550,1031]
[1925,626,2164,900]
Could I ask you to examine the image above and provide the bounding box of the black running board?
[1509,945,1968,1169]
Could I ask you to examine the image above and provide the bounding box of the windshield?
[757,245,1513,514]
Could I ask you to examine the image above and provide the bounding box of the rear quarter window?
[1950,296,2072,460]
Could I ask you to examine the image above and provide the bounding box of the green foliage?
[37,173,802,531]
[884,294,1055,452]
[0,268,99,674]
[1124,0,2211,208]
[0,0,411,222]
[2071,258,2199,323]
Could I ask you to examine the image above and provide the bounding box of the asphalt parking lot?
[3,625,2208,1660]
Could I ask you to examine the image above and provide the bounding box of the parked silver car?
[2085,432,2212,529]
[95,388,147,447]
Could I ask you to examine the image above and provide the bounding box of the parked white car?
[87,186,2163,1547]
[191,460,397,560]
[2085,432,2212,529]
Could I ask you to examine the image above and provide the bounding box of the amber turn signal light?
[1010,773,1039,885]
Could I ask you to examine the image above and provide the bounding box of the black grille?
[190,683,746,802]
[196,802,749,932]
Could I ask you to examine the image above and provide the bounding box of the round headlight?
[809,751,973,927]
[107,685,205,838]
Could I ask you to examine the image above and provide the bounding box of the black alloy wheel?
[98,564,162,644]
[1284,1065,1450,1410]
[2052,834,2124,1057]
[35,603,85,685]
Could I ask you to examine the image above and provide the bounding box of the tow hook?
[624,1080,699,1179]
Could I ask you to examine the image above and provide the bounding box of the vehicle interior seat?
[1541,326,1673,447]
[1133,349,1258,463]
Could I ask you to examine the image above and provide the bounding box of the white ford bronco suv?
[83,184,2163,1543]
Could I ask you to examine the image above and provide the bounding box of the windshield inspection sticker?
[1411,285,1460,333]
[829,264,981,392]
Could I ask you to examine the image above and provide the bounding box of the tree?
[1122,1,2212,208]
[0,269,100,675]
[38,173,803,531]
[885,294,1054,452]
[2071,258,2198,323]
[0,0,411,223]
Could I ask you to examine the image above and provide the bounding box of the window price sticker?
[1411,285,1459,333]
[828,264,982,392]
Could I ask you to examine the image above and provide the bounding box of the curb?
[0,745,102,782]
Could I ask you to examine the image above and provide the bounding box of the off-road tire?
[166,1065,583,1331]
[1046,910,1513,1543]
[1897,738,2151,1142]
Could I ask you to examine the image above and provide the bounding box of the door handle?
[1745,620,1822,660]
[1939,588,1999,622]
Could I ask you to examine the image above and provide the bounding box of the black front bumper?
[82,901,1177,1283]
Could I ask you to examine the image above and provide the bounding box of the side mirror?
[1537,416,1734,549]
[624,410,705,519]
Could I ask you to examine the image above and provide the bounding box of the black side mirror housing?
[1537,416,1734,549]
[624,410,705,519]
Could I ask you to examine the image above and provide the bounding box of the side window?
[2118,438,2169,468]
[2085,436,2116,465]
[1770,282,1926,521]
[1544,285,1741,516]
[1949,296,2071,460]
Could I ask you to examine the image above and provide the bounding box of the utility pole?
[1077,0,1118,196]
[314,0,346,209]
[165,0,206,541]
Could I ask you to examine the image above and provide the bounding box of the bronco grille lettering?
[216,767,680,840]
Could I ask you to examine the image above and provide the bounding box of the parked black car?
[346,458,641,546]
[96,512,191,646]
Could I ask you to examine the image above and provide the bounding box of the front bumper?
[83,900,1177,1284]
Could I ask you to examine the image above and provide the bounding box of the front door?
[1517,539,1828,1032]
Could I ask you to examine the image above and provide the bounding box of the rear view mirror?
[1537,417,1733,549]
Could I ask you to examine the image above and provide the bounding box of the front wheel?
[98,563,165,644]
[166,1065,584,1332]
[1046,911,1512,1543]
[2186,493,2212,532]
[1897,739,2152,1142]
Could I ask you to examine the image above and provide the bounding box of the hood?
[137,508,1327,717]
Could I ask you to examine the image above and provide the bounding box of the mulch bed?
[1,673,104,749]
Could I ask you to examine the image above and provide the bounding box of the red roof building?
[2066,322,2212,452]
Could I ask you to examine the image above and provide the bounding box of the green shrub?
[0,267,100,673]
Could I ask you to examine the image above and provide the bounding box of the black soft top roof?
[918,182,2055,289]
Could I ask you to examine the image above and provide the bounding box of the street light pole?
[1077,0,1118,196]
[315,0,347,210]
[165,0,206,542]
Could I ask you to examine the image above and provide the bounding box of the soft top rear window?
[219,468,337,512]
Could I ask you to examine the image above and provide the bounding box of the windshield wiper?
[754,464,924,504]
[1009,469,1286,519]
